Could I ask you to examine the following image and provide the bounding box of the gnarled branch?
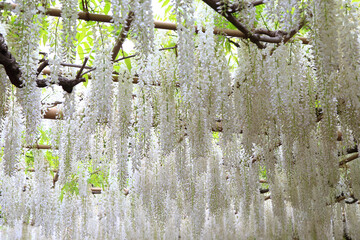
[0,34,23,88]
[216,0,264,12]
[0,34,85,93]
[202,0,266,49]
[202,0,307,48]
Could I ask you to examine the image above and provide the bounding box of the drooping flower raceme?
[11,1,43,146]
[60,0,78,63]
[32,151,53,229]
[48,18,63,85]
[1,100,23,176]
[111,0,130,34]
[264,0,305,32]
[58,92,78,185]
[132,0,154,60]
[337,1,360,140]
[310,0,341,189]
[175,0,195,103]
[112,65,133,185]
[159,51,177,155]
[85,45,114,127]
[0,67,10,121]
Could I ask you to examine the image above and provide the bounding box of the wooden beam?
[41,68,139,83]
[91,187,102,194]
[339,152,359,167]
[25,144,56,150]
[42,107,63,119]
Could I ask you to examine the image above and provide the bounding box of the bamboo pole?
[91,187,102,194]
[47,7,309,44]
[42,107,63,119]
[339,152,359,167]
[0,3,308,43]
[26,168,58,173]
[42,68,139,83]
[25,144,55,150]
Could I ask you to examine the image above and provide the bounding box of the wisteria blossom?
[0,0,359,239]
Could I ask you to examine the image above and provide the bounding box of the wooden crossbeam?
[0,3,308,43]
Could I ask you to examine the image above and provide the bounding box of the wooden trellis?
[0,1,358,204]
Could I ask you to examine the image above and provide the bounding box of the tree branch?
[217,0,264,13]
[283,18,307,44]
[36,76,86,93]
[0,34,23,88]
[0,34,85,93]
[202,0,266,49]
[339,152,359,167]
[75,56,89,79]
[203,0,307,47]
[111,11,134,61]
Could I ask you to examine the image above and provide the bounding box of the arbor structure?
[0,0,359,239]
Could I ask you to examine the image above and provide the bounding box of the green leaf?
[87,36,94,46]
[104,1,111,15]
[225,40,231,53]
[77,31,86,43]
[83,75,89,87]
[122,51,132,72]
[83,42,90,52]
[78,44,84,60]
[255,4,265,27]
[165,4,172,16]
[38,128,49,145]
[162,0,170,8]
[25,150,34,169]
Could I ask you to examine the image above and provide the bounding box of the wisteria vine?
[0,0,359,239]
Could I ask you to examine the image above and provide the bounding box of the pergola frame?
[0,0,358,206]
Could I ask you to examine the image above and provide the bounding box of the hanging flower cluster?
[132,0,154,59]
[337,0,360,139]
[0,67,10,120]
[111,0,130,34]
[0,100,23,176]
[58,92,78,185]
[158,52,177,155]
[186,8,216,164]
[86,46,114,124]
[48,17,63,84]
[60,0,78,63]
[132,53,154,169]
[112,65,133,185]
[264,0,305,31]
[9,1,43,145]
[175,0,195,102]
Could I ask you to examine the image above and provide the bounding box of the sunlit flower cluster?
[85,45,114,127]
[10,1,43,145]
[1,101,23,176]
[264,0,305,31]
[112,65,133,185]
[132,0,154,59]
[175,0,195,102]
[60,0,78,63]
[111,0,130,34]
